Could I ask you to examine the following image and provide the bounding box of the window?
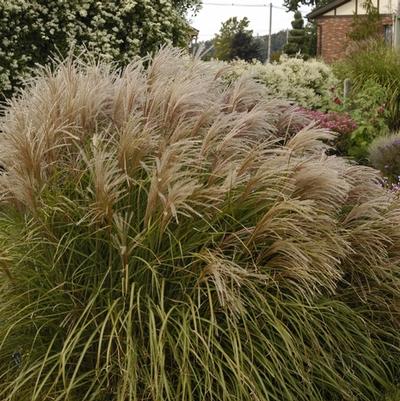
[384,25,393,45]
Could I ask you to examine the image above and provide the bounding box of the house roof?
[188,26,199,35]
[307,0,351,19]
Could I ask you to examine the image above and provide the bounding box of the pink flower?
[297,107,357,135]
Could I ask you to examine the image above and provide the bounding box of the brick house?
[307,0,394,62]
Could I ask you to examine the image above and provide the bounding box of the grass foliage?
[0,48,399,401]
[335,40,400,130]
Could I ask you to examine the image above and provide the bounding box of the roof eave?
[306,0,351,19]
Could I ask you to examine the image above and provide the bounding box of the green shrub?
[0,49,399,401]
[333,80,390,162]
[0,0,199,98]
[228,56,338,110]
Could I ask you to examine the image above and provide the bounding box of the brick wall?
[316,15,393,63]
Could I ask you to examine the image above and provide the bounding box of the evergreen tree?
[283,11,307,57]
[229,31,262,61]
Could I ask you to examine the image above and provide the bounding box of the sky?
[189,0,312,42]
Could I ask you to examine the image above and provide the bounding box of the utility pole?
[267,2,272,63]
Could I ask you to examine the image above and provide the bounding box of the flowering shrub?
[0,0,198,97]
[298,108,357,135]
[369,132,400,183]
[296,108,357,155]
[227,55,338,110]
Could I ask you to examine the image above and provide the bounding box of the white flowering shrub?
[0,0,199,97]
[228,55,338,110]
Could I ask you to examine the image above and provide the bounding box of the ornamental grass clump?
[369,132,400,183]
[0,48,399,401]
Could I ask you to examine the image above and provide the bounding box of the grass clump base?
[0,49,399,401]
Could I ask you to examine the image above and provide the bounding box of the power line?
[203,2,268,6]
[203,2,287,9]
[271,5,287,10]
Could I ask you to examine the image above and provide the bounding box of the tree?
[347,0,381,42]
[0,0,201,98]
[284,0,331,12]
[213,17,262,62]
[172,0,202,13]
[283,11,307,57]
[214,17,251,61]
[229,31,262,61]
[235,30,293,63]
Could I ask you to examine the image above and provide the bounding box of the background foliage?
[229,30,262,62]
[334,41,400,130]
[213,16,262,62]
[196,29,290,63]
[338,82,389,161]
[333,41,399,161]
[0,0,200,98]
[227,55,337,110]
[283,0,331,12]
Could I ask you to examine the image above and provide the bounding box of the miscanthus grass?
[0,48,399,401]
